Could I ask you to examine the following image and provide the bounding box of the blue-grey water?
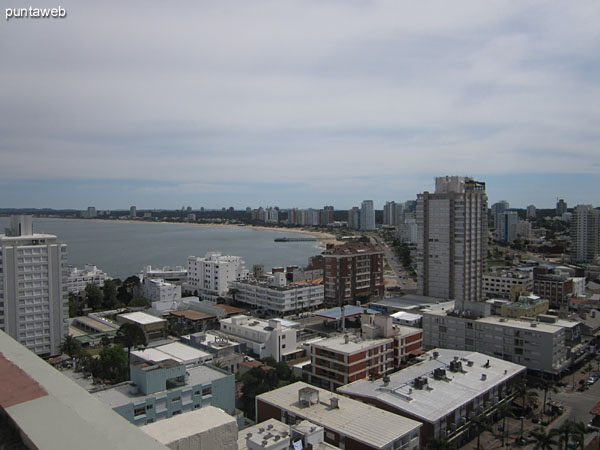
[0,218,322,279]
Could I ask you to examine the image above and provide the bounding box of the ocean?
[0,218,322,279]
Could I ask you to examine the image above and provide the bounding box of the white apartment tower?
[187,252,249,302]
[571,205,600,264]
[416,176,488,301]
[0,215,68,356]
[360,200,376,231]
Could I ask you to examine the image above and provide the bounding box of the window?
[134,406,146,417]
[202,386,212,396]
[172,396,181,402]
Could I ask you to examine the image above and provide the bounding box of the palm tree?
[554,420,592,450]
[469,414,491,450]
[115,323,147,365]
[496,401,517,446]
[535,376,558,418]
[528,427,558,450]
[513,380,538,415]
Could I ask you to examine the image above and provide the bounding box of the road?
[371,234,417,292]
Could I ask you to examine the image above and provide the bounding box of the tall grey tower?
[571,204,600,264]
[416,176,488,301]
[0,215,68,356]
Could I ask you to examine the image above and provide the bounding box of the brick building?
[322,243,384,307]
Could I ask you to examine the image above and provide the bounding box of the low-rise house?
[116,311,167,342]
[219,316,297,362]
[93,361,234,426]
[131,342,213,366]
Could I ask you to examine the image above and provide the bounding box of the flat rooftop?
[141,405,235,445]
[424,309,567,333]
[312,334,392,354]
[339,349,526,423]
[315,306,380,320]
[132,342,212,365]
[0,331,167,450]
[257,382,421,448]
[73,316,116,332]
[390,311,422,321]
[119,311,166,325]
[94,364,227,408]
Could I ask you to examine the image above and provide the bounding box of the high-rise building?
[490,200,509,230]
[320,206,334,226]
[526,205,537,220]
[556,199,568,216]
[0,215,68,356]
[416,176,487,301]
[348,207,360,230]
[497,210,519,243]
[130,206,137,218]
[360,200,375,231]
[571,205,600,264]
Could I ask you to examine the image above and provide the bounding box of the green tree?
[85,283,103,310]
[96,345,128,383]
[115,323,147,364]
[496,401,517,446]
[469,414,491,450]
[129,297,151,308]
[117,276,140,304]
[68,293,81,317]
[102,279,118,309]
[60,335,82,360]
[514,380,538,415]
[240,367,279,419]
[528,427,558,450]
[554,420,590,450]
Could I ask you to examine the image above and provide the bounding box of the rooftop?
[169,309,214,321]
[312,334,392,354]
[0,331,167,450]
[315,306,380,320]
[424,309,568,333]
[119,311,166,325]
[238,418,290,450]
[322,242,384,257]
[132,342,212,365]
[93,364,227,408]
[390,311,423,321]
[257,382,421,449]
[338,349,526,423]
[141,405,236,445]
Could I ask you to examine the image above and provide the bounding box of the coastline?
[34,217,338,248]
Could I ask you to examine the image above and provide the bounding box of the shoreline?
[32,217,338,248]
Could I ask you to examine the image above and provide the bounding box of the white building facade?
[187,252,249,302]
[0,215,68,356]
[66,264,109,294]
[229,273,323,315]
[422,305,569,374]
[360,200,376,231]
[141,278,182,303]
[219,316,297,361]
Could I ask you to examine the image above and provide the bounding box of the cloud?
[0,0,599,208]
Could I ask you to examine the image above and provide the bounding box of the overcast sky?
[1,1,599,210]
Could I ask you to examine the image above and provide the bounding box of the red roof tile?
[0,353,48,408]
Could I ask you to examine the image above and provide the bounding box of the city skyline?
[2,1,599,209]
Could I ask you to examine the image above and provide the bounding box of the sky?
[1,1,599,210]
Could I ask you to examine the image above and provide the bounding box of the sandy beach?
[38,217,338,248]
